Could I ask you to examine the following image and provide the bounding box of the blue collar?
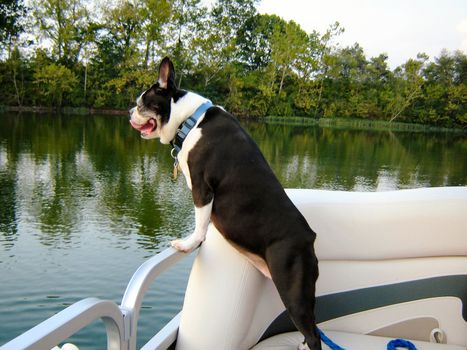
[171,101,213,154]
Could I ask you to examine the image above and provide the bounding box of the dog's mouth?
[130,118,157,137]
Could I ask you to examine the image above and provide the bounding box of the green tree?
[236,14,282,70]
[0,0,465,128]
[234,14,287,115]
[163,0,206,87]
[389,53,428,122]
[2,46,29,106]
[140,0,171,68]
[324,43,369,118]
[191,0,257,93]
[422,50,467,126]
[89,0,149,107]
[365,53,393,118]
[34,63,78,107]
[101,0,143,66]
[0,0,27,58]
[272,20,308,95]
[293,22,343,117]
[242,17,308,116]
[33,0,89,66]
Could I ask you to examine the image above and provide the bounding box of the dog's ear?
[158,57,175,90]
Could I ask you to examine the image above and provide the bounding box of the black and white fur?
[129,57,321,350]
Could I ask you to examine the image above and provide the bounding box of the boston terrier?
[129,57,321,350]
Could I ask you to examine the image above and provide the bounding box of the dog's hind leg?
[266,241,321,350]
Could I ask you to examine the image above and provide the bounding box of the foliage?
[34,62,78,107]
[0,0,27,54]
[0,0,465,128]
[33,0,90,66]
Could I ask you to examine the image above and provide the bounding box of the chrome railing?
[1,248,192,350]
[120,248,188,350]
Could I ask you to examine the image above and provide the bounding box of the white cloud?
[457,19,467,33]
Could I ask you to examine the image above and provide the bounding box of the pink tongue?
[141,119,156,134]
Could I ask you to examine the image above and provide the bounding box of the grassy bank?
[1,105,464,133]
[262,116,465,133]
[1,105,127,116]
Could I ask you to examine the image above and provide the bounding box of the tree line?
[0,0,465,128]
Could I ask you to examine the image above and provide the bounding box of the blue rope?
[318,328,346,350]
[317,328,418,350]
[387,338,417,350]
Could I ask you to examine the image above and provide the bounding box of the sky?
[258,0,467,69]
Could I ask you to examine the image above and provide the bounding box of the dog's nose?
[129,107,135,120]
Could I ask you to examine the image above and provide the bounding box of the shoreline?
[1,106,465,133]
[1,105,128,116]
[260,116,466,133]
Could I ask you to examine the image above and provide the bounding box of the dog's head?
[129,57,177,140]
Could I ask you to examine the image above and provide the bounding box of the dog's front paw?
[170,238,200,253]
[298,341,310,350]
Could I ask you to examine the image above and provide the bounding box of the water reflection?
[0,113,465,252]
[245,122,466,190]
[0,114,196,252]
[0,161,17,249]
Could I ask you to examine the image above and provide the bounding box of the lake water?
[0,113,465,349]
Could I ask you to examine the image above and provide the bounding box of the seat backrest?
[175,187,467,350]
[293,187,467,261]
[175,226,281,350]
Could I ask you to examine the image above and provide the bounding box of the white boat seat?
[251,331,466,350]
[175,188,467,350]
[287,188,467,260]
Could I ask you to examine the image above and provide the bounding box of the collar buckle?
[172,101,213,156]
